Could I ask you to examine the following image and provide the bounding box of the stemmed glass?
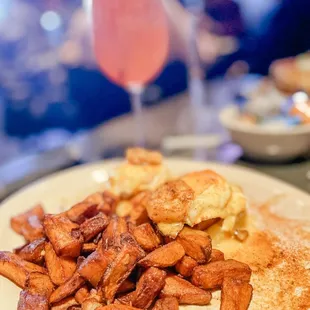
[92,0,169,146]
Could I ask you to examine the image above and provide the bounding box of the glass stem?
[128,84,145,147]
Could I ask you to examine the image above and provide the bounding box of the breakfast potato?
[101,233,145,302]
[43,214,84,257]
[17,272,54,310]
[131,267,166,308]
[80,213,109,242]
[175,255,198,278]
[138,241,185,268]
[176,227,212,263]
[98,305,141,310]
[67,202,99,225]
[49,272,85,304]
[0,251,47,288]
[161,274,212,305]
[78,248,116,287]
[82,243,97,254]
[192,259,252,290]
[11,205,45,242]
[220,278,253,310]
[115,291,136,305]
[116,279,135,294]
[129,191,150,226]
[75,286,90,304]
[11,205,45,235]
[51,296,80,310]
[18,291,49,310]
[153,297,179,310]
[101,216,128,249]
[81,298,103,310]
[15,238,46,265]
[209,249,225,263]
[132,223,161,251]
[45,242,76,286]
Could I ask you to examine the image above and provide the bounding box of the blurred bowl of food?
[220,80,310,162]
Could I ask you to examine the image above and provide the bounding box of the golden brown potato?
[67,202,99,224]
[131,267,166,309]
[153,297,179,310]
[101,216,128,249]
[45,242,76,286]
[18,291,49,310]
[147,180,194,224]
[0,251,47,288]
[81,298,103,310]
[220,278,253,310]
[176,227,212,263]
[132,223,161,251]
[80,213,109,242]
[209,249,225,263]
[75,286,90,304]
[161,274,212,305]
[49,272,85,304]
[101,233,145,302]
[175,256,198,278]
[138,241,185,268]
[11,205,44,235]
[117,279,135,295]
[191,259,252,290]
[51,296,80,310]
[44,214,83,257]
[82,243,98,254]
[96,191,119,215]
[15,238,46,264]
[18,272,54,310]
[78,248,116,287]
[126,148,163,165]
[129,191,150,226]
[115,291,136,305]
[97,305,140,310]
[11,205,45,242]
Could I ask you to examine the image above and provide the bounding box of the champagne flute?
[92,0,169,146]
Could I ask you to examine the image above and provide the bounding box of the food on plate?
[11,205,45,242]
[160,274,212,305]
[175,255,198,278]
[153,297,179,310]
[7,147,302,310]
[220,277,253,310]
[110,148,170,198]
[147,169,247,237]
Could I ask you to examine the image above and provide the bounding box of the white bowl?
[219,105,310,161]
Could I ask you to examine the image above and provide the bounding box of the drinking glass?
[92,0,169,146]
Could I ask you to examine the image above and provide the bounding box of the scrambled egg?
[147,170,247,237]
[110,148,170,198]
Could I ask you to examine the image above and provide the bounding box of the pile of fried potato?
[0,151,253,310]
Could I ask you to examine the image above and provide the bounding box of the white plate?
[0,159,309,310]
